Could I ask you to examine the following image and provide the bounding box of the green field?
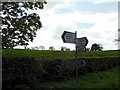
[2,49,119,59]
[39,66,119,88]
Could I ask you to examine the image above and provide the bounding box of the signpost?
[61,60,86,70]
[76,37,88,51]
[61,31,88,83]
[61,31,88,52]
[61,31,76,44]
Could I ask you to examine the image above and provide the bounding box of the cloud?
[23,1,118,50]
[52,26,74,40]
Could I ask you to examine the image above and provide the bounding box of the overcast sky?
[16,0,119,50]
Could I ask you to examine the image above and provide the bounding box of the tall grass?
[39,66,119,88]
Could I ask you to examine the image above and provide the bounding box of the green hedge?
[2,57,45,89]
[2,56,120,89]
[39,57,120,82]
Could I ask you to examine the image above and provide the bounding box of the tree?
[114,29,120,45]
[86,48,90,51]
[49,46,55,50]
[1,1,47,49]
[61,46,66,51]
[65,48,70,51]
[39,46,45,50]
[35,46,39,50]
[91,43,103,51]
[114,38,120,45]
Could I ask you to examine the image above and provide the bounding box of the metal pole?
[75,31,77,59]
[75,31,79,86]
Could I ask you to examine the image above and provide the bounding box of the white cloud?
[23,1,118,50]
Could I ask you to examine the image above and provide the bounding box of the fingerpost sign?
[61,31,88,81]
[61,31,76,44]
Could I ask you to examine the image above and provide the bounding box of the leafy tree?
[86,48,90,51]
[1,1,47,49]
[91,43,103,51]
[35,46,39,50]
[61,46,66,51]
[65,48,70,51]
[114,29,120,45]
[31,47,35,50]
[39,46,45,50]
[114,38,120,45]
[49,46,55,50]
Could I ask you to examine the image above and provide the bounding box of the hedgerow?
[2,56,120,89]
[39,57,120,82]
[2,57,45,89]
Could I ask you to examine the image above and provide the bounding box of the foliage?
[39,57,120,82]
[61,46,66,51]
[2,56,46,89]
[1,2,46,49]
[39,45,45,50]
[39,66,120,88]
[114,30,120,45]
[49,46,55,50]
[91,43,103,51]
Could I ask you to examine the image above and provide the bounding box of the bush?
[2,56,45,89]
[39,57,120,82]
[2,56,120,88]
[40,59,68,82]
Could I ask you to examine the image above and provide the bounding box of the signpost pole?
[61,30,88,87]
[75,31,79,85]
[75,31,77,59]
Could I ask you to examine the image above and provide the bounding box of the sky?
[16,0,119,50]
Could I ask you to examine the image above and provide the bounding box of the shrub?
[39,57,120,82]
[2,56,45,89]
[2,56,120,88]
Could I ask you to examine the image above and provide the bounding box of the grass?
[39,66,120,88]
[2,49,120,59]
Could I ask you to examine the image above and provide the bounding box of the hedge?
[2,57,120,89]
[2,57,45,89]
[39,57,120,82]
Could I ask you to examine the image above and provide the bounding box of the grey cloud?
[52,26,74,40]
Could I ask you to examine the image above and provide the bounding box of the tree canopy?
[114,29,120,45]
[1,1,47,49]
[91,43,103,51]
[49,46,55,50]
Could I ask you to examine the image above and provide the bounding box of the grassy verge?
[39,66,120,88]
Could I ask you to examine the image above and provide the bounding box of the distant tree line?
[30,46,55,50]
[61,46,70,51]
[25,43,103,51]
[31,46,45,50]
